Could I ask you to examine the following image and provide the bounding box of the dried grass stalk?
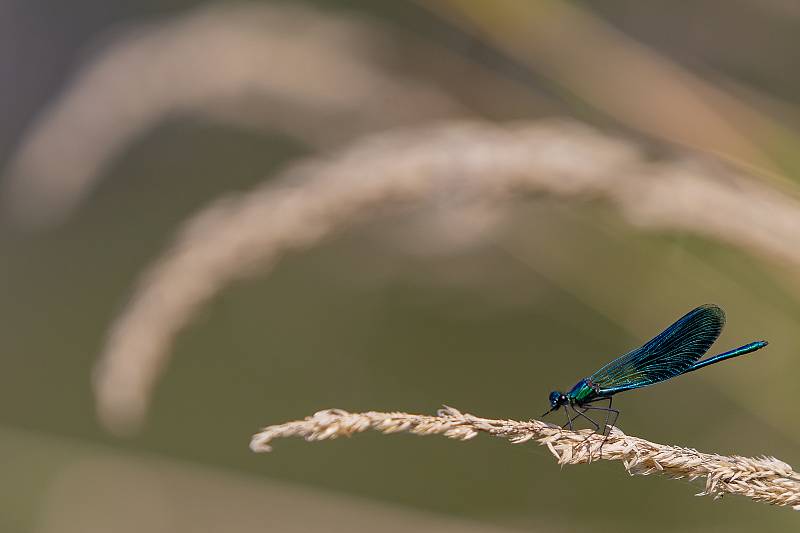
[251,406,800,510]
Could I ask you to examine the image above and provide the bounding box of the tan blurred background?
[2,0,800,531]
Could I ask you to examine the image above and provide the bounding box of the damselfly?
[543,304,768,433]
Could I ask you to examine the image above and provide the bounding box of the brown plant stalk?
[251,406,800,511]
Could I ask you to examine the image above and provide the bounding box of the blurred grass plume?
[93,119,800,435]
[4,2,462,227]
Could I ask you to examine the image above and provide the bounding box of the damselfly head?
[549,391,567,408]
[542,391,567,418]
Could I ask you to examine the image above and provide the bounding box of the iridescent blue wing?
[589,304,725,394]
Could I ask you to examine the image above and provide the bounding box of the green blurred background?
[2,0,800,531]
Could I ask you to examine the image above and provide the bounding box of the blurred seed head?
[3,2,463,227]
[91,119,800,434]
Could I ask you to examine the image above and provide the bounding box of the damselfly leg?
[561,406,574,430]
[562,404,599,431]
[582,397,619,437]
[561,404,595,430]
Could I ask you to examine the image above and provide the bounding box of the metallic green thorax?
[566,379,600,404]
